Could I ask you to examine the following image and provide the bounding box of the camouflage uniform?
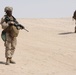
[73,10,76,33]
[1,6,17,65]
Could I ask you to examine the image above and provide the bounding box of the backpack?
[4,15,19,37]
[1,30,6,41]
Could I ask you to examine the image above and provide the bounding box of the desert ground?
[0,18,76,75]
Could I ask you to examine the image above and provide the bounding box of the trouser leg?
[10,37,17,64]
[5,41,11,65]
[5,33,17,64]
[5,42,16,64]
[11,37,17,59]
[5,41,11,58]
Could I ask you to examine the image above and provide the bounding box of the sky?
[0,0,76,18]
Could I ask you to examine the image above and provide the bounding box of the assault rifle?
[14,23,29,32]
[4,15,29,32]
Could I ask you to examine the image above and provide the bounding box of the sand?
[0,18,76,75]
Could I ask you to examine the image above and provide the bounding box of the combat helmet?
[4,6,13,12]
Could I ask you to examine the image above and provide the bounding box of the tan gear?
[2,15,19,38]
[9,25,19,37]
[4,25,19,37]
[4,6,13,12]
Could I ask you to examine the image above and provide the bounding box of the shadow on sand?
[59,32,75,35]
[0,61,6,64]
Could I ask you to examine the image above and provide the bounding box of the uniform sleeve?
[1,16,9,29]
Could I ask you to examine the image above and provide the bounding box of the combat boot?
[10,58,16,64]
[6,58,10,65]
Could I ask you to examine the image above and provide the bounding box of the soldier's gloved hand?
[8,21,15,25]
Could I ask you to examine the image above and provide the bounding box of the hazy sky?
[0,0,76,18]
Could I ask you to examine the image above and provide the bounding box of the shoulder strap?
[12,16,16,21]
[12,16,18,23]
[4,15,16,23]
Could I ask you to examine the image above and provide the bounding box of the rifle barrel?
[24,28,29,32]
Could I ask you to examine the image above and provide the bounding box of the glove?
[8,21,15,25]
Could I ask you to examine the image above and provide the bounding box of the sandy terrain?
[0,18,76,75]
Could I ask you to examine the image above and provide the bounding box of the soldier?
[72,10,76,33]
[1,6,19,65]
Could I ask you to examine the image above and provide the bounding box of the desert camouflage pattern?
[1,15,17,58]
